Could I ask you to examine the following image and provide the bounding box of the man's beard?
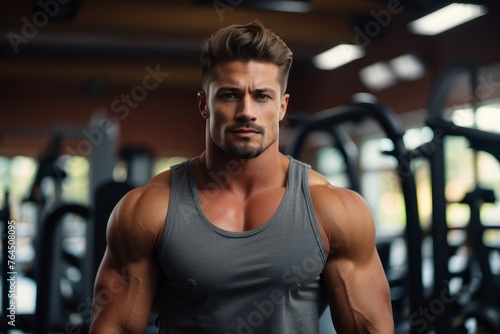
[223,122,267,159]
[224,141,265,159]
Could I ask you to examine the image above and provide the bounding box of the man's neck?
[198,145,288,196]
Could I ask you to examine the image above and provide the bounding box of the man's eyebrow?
[255,87,277,94]
[216,87,277,94]
[217,86,241,92]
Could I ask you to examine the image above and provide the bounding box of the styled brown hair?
[200,20,293,94]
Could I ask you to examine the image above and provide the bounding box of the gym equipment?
[83,112,120,315]
[0,112,136,333]
[284,102,424,333]
[32,180,133,333]
[286,113,361,193]
[419,60,500,333]
[119,144,154,188]
[34,203,90,333]
[24,133,66,207]
[92,180,134,279]
[30,113,126,333]
[23,133,67,279]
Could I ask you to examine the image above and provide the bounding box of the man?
[90,21,393,333]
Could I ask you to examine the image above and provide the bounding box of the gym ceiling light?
[359,62,396,91]
[389,54,425,81]
[359,54,425,91]
[408,3,488,35]
[312,44,365,71]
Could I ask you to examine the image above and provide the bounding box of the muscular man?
[90,21,393,333]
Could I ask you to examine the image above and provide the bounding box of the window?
[316,147,350,188]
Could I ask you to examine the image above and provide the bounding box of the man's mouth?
[232,128,259,134]
[227,124,264,137]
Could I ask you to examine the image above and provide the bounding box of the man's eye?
[221,93,238,99]
[255,94,270,100]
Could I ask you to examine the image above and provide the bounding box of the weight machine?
[421,60,500,333]
[0,112,139,333]
[284,102,424,334]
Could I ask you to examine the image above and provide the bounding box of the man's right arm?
[90,178,168,333]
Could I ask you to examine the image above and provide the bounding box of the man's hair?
[200,20,293,94]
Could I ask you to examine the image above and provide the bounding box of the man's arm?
[90,184,165,333]
[311,179,393,333]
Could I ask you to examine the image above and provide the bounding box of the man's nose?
[235,95,257,123]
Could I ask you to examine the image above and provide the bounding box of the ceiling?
[0,0,498,158]
[0,0,467,89]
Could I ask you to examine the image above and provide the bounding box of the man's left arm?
[311,183,394,333]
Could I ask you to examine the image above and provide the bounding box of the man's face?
[198,60,289,159]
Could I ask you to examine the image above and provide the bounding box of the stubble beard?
[222,122,269,159]
[224,140,265,159]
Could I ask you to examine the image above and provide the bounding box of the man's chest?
[196,187,287,232]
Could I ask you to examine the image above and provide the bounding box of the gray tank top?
[154,157,328,333]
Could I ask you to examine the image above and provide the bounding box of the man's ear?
[197,91,209,119]
[278,93,289,121]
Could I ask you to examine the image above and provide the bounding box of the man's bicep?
[90,191,159,332]
[91,250,158,331]
[317,187,393,332]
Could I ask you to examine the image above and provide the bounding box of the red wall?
[0,77,206,158]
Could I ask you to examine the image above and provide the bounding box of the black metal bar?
[466,189,496,305]
[330,126,361,193]
[426,118,500,162]
[425,59,479,333]
[33,203,90,334]
[427,60,478,123]
[427,132,450,334]
[285,121,361,192]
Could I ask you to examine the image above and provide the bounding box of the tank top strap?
[287,156,311,192]
[288,157,327,263]
[157,160,195,262]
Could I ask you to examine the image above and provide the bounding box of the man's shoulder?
[307,169,374,244]
[307,169,362,204]
[144,169,173,196]
[109,169,172,238]
[122,169,172,208]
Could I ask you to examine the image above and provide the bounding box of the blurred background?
[0,0,499,333]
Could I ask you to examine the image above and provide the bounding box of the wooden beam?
[1,0,354,47]
[0,57,201,87]
[313,0,384,12]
